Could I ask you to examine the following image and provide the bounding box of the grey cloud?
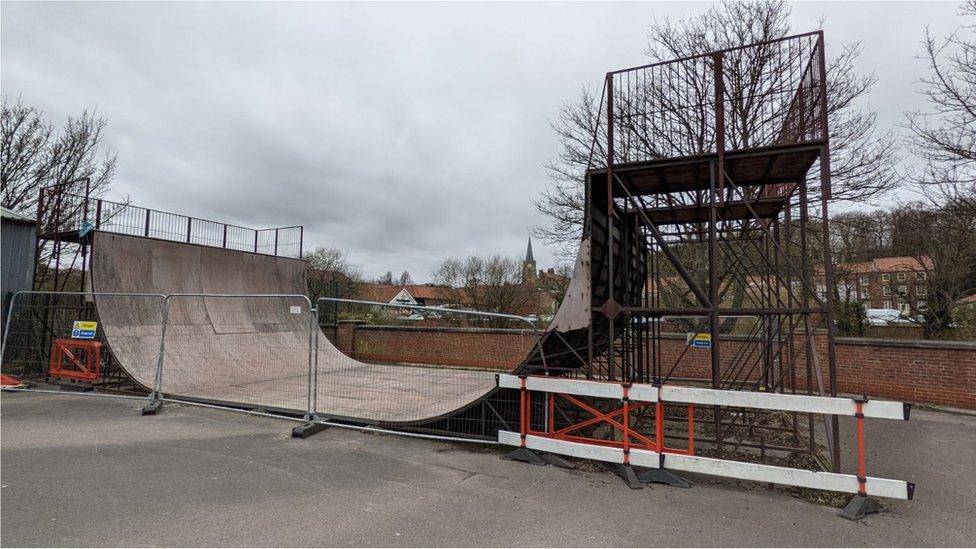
[1,1,961,279]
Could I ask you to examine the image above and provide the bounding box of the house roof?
[957,294,976,306]
[1,207,34,224]
[401,285,452,301]
[537,270,568,287]
[360,284,409,303]
[359,284,453,303]
[836,256,933,274]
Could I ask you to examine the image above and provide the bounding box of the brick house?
[833,256,933,312]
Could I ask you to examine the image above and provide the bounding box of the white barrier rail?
[497,374,915,501]
[659,385,909,421]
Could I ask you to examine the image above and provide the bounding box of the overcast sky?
[1,1,962,281]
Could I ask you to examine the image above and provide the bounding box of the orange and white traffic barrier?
[497,374,915,502]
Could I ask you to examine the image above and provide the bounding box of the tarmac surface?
[2,391,974,547]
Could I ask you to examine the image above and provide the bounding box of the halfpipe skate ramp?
[90,231,501,423]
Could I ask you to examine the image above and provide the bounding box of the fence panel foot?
[57,383,93,393]
[292,422,329,439]
[838,495,885,521]
[501,447,547,466]
[638,468,693,489]
[613,464,644,490]
[141,400,162,416]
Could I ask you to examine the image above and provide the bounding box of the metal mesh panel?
[313,298,542,437]
[154,295,314,413]
[1,292,164,394]
[606,32,824,166]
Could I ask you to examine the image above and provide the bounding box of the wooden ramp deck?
[90,231,498,424]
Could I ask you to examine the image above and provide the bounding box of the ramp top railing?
[597,31,827,167]
[36,184,303,259]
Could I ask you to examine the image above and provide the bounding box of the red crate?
[49,339,103,382]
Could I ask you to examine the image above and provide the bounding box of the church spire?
[522,237,537,284]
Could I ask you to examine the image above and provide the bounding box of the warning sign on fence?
[71,321,98,340]
[686,332,712,349]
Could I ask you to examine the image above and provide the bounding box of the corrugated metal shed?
[2,207,37,336]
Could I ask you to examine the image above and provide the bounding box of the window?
[916,271,927,281]
[883,286,892,296]
[898,285,907,295]
[918,300,928,309]
[882,273,891,282]
[859,276,870,286]
[917,286,927,296]
[883,300,892,309]
[897,272,906,282]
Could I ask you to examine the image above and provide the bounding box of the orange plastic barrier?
[48,339,103,382]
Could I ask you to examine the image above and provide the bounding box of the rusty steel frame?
[577,31,842,470]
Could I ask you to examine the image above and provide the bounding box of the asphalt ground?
[1,391,974,547]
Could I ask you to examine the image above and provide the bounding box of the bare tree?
[2,97,117,215]
[829,210,892,262]
[397,271,413,285]
[888,202,976,338]
[433,255,535,315]
[306,247,363,302]
[903,1,976,215]
[375,271,395,285]
[534,0,899,255]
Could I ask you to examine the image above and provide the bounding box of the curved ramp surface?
[90,232,497,422]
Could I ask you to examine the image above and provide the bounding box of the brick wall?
[326,323,976,409]
[831,338,975,409]
[863,325,925,340]
[328,323,538,370]
[652,333,976,409]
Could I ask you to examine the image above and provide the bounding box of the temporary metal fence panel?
[151,294,314,414]
[4,291,539,442]
[1,291,165,397]
[313,297,545,437]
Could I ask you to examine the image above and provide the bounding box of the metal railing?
[36,187,303,258]
[600,31,826,167]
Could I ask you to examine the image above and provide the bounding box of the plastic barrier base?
[501,447,547,466]
[639,468,694,488]
[838,495,885,521]
[613,464,644,490]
